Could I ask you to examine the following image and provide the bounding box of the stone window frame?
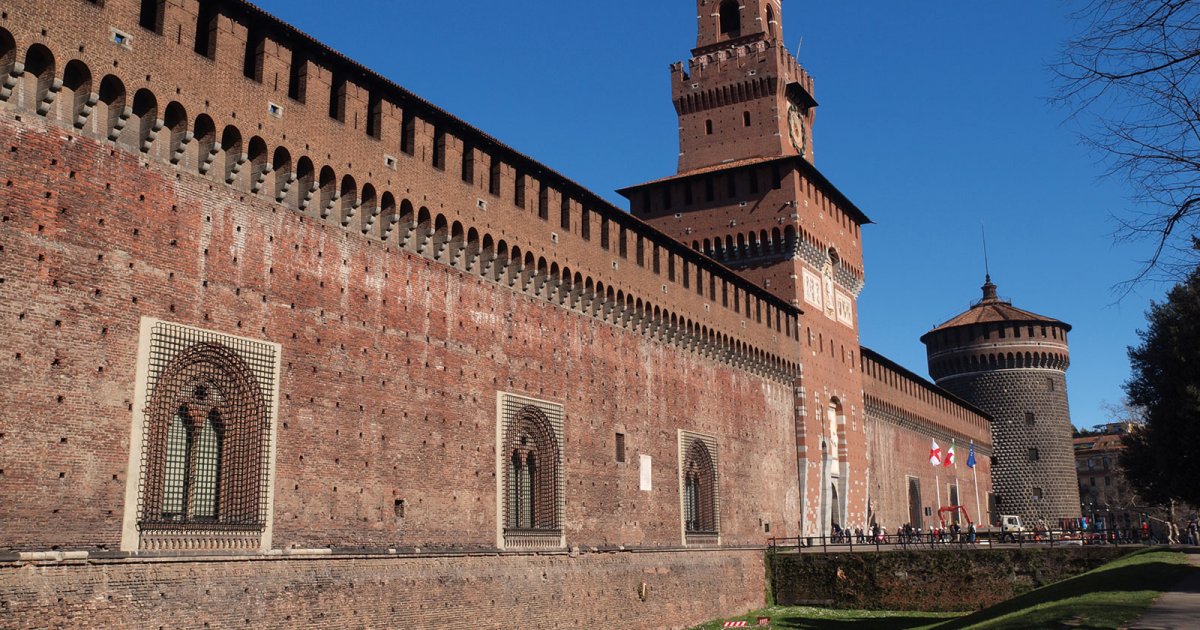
[678,430,720,547]
[495,392,565,551]
[121,318,281,553]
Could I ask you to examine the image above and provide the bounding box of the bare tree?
[1055,0,1200,289]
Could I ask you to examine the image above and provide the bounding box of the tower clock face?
[788,102,806,157]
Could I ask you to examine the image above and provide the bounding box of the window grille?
[499,393,564,549]
[679,430,719,545]
[136,321,278,540]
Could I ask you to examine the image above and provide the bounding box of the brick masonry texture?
[0,550,763,630]
[0,0,1012,626]
[0,111,799,551]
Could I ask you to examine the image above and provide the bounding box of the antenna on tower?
[795,36,804,56]
[981,222,991,283]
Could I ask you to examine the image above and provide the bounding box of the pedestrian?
[967,521,977,544]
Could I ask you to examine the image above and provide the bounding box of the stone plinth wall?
[0,548,765,630]
[770,546,1134,612]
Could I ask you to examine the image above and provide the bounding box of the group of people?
[827,521,978,545]
[829,523,888,544]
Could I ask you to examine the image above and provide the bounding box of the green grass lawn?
[691,549,1196,630]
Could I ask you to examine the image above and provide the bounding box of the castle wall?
[861,349,993,530]
[0,109,800,551]
[0,1,1008,626]
[0,549,764,630]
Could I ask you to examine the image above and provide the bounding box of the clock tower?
[618,0,873,538]
[676,0,816,173]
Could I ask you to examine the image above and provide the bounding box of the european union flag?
[967,441,977,469]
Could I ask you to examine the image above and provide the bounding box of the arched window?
[680,433,719,543]
[162,404,224,521]
[719,0,741,37]
[767,5,777,40]
[131,321,280,552]
[500,395,564,549]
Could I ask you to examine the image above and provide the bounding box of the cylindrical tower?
[920,277,1080,526]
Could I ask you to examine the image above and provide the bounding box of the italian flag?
[929,439,942,466]
[944,439,957,468]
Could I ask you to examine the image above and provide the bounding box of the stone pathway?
[1128,548,1200,630]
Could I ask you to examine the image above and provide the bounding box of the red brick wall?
[862,350,994,530]
[0,110,800,551]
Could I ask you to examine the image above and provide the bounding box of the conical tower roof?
[919,277,1070,343]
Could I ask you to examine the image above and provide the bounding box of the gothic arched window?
[680,432,719,544]
[500,395,564,549]
[129,320,280,552]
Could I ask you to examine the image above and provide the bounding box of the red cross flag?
[929,439,942,466]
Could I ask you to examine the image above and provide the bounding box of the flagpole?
[973,462,981,526]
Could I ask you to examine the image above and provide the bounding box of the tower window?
[719,0,741,37]
[1028,447,1040,462]
[743,111,751,127]
[328,74,346,122]
[432,127,446,170]
[287,53,307,103]
[194,3,218,60]
[615,433,626,463]
[490,156,504,196]
[461,143,475,184]
[705,119,713,135]
[366,93,382,139]
[243,28,265,83]
[400,109,416,155]
[139,0,165,34]
[1025,412,1036,426]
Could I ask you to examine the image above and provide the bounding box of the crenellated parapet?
[922,279,1071,382]
[0,0,807,381]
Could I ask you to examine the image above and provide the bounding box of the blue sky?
[251,0,1172,428]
